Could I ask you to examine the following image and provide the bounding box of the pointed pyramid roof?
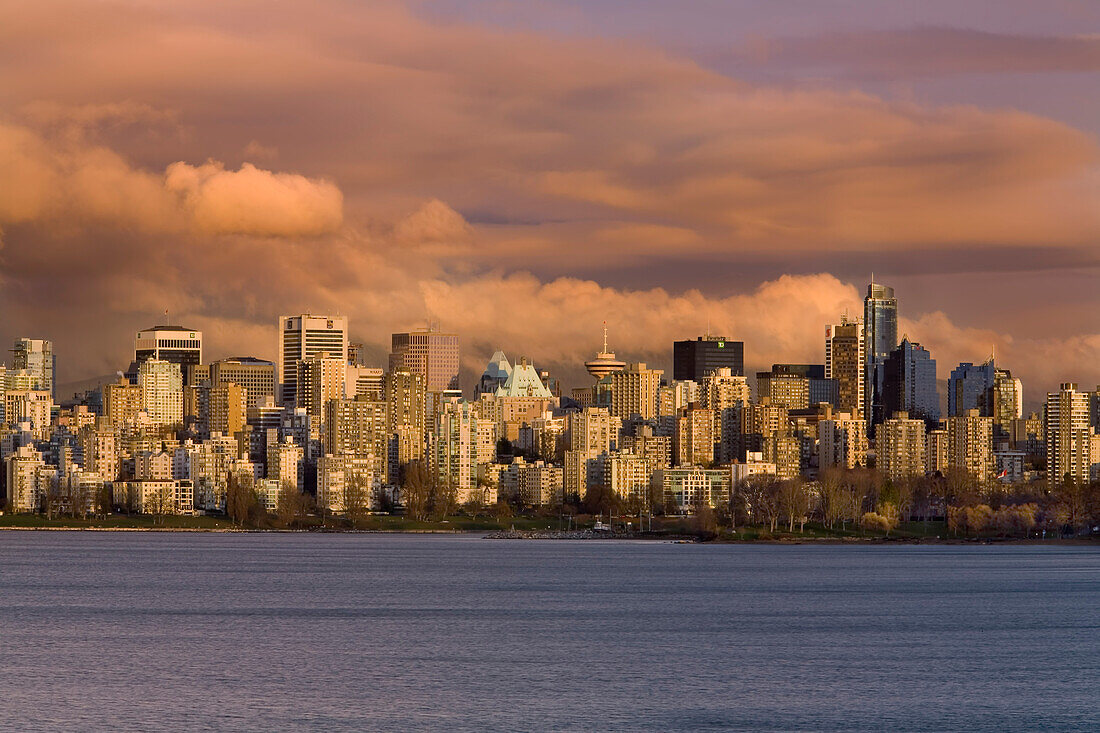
[480,351,513,382]
[495,358,552,398]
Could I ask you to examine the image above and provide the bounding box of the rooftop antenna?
[164,308,169,326]
[602,321,609,353]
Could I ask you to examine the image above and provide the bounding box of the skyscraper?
[133,326,202,385]
[948,360,995,417]
[11,339,54,397]
[864,280,898,432]
[279,314,349,407]
[389,327,460,393]
[673,335,744,382]
[825,316,864,417]
[882,337,938,426]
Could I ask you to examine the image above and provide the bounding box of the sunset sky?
[2,0,1098,405]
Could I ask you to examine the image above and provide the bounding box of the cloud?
[392,199,472,245]
[164,160,343,236]
[0,122,343,237]
[737,27,1100,79]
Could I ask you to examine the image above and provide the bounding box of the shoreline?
[1,524,1094,545]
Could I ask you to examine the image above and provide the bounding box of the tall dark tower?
[864,279,898,435]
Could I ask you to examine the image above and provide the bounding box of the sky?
[1,0,1098,407]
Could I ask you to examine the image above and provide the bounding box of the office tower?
[674,403,715,466]
[825,317,864,417]
[11,338,54,396]
[347,343,365,366]
[608,363,663,420]
[389,327,459,393]
[864,280,898,432]
[296,352,345,419]
[205,357,277,409]
[673,335,744,382]
[1045,383,1091,485]
[819,411,868,470]
[948,360,995,417]
[138,358,184,426]
[882,338,938,426]
[476,351,513,395]
[279,314,349,407]
[756,364,838,411]
[878,412,926,480]
[584,324,627,382]
[946,409,994,482]
[345,366,384,401]
[133,326,202,385]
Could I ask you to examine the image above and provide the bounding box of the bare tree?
[779,478,810,532]
[432,479,459,521]
[342,471,370,523]
[400,460,432,521]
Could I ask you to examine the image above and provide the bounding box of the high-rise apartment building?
[383,370,427,477]
[700,368,751,464]
[989,369,1023,441]
[279,314,348,407]
[946,408,993,482]
[882,338,938,426]
[878,411,926,480]
[756,364,837,411]
[1045,383,1092,485]
[864,281,898,432]
[103,376,143,425]
[608,362,663,421]
[674,403,715,467]
[825,317,864,417]
[389,328,459,393]
[133,326,202,385]
[323,397,388,464]
[818,411,868,470]
[138,358,183,427]
[296,352,346,419]
[925,428,949,475]
[11,338,54,396]
[673,336,744,382]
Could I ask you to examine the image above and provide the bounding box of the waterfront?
[1,534,1097,731]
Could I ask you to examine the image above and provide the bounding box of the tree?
[227,473,262,527]
[1053,475,1086,535]
[691,493,717,536]
[464,485,489,519]
[276,481,308,528]
[400,460,432,521]
[342,471,370,523]
[95,483,113,518]
[778,478,810,533]
[431,479,459,520]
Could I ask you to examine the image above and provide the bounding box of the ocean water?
[0,533,1097,732]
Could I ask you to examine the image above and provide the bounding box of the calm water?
[0,534,1097,732]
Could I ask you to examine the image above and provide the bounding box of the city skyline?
[1,2,1099,402]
